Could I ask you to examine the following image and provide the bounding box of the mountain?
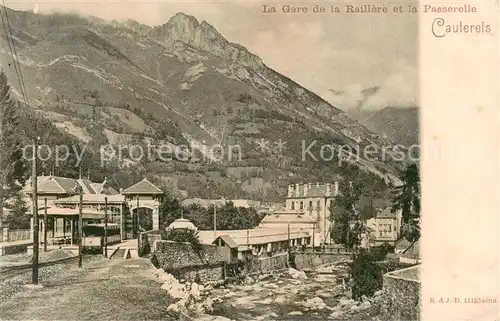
[0,7,405,201]
[343,107,419,147]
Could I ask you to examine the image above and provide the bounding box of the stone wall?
[293,252,352,270]
[152,240,228,283]
[138,232,150,257]
[380,265,421,321]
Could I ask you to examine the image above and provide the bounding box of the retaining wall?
[152,240,228,283]
[380,265,421,321]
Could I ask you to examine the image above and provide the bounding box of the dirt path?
[0,257,176,321]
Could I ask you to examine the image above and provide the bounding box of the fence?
[1,228,31,243]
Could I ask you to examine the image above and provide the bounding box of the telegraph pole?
[104,197,108,258]
[287,222,291,250]
[312,225,315,250]
[78,187,83,268]
[136,195,139,237]
[31,138,39,284]
[213,204,217,239]
[43,198,47,252]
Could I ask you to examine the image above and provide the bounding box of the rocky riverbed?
[153,263,383,321]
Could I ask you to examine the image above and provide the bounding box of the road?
[0,256,176,320]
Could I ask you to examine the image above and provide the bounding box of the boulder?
[339,297,356,307]
[288,311,303,316]
[244,276,255,284]
[360,301,372,309]
[329,310,344,318]
[303,297,327,310]
[374,290,383,297]
[288,268,308,279]
[190,282,202,300]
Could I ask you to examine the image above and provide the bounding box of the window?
[291,202,295,210]
[317,200,321,210]
[300,202,303,210]
[309,201,313,210]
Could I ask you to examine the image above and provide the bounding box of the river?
[189,263,383,321]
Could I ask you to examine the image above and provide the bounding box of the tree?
[391,163,420,240]
[4,191,29,229]
[330,180,362,248]
[159,195,183,229]
[0,70,27,222]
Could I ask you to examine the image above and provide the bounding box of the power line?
[0,5,26,101]
[1,1,29,102]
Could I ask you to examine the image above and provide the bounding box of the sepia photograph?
[0,1,423,320]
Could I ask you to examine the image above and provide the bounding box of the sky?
[5,0,418,110]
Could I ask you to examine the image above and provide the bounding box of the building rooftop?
[54,194,126,205]
[122,178,163,195]
[23,176,115,195]
[287,183,337,198]
[213,235,239,248]
[260,212,317,224]
[167,218,197,231]
[198,227,310,246]
[376,207,399,218]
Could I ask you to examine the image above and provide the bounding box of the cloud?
[363,62,418,110]
[322,61,418,110]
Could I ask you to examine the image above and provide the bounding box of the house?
[198,227,311,259]
[212,235,239,263]
[285,182,339,244]
[258,209,320,245]
[365,207,403,246]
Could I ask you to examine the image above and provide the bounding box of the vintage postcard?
[0,0,498,320]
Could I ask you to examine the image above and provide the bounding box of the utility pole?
[312,224,315,251]
[136,195,139,238]
[287,222,290,250]
[43,198,47,252]
[213,203,217,239]
[78,187,83,268]
[104,197,108,258]
[31,138,39,285]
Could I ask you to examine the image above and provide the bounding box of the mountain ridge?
[0,7,404,200]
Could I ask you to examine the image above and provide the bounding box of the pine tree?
[4,191,29,229]
[0,70,27,222]
[391,163,420,241]
[391,163,420,224]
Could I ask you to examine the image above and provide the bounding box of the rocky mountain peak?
[153,12,263,69]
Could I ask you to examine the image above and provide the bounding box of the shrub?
[350,244,393,299]
[161,228,204,254]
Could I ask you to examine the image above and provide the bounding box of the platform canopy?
[27,206,107,220]
[54,194,126,205]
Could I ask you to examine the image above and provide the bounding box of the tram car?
[83,223,121,253]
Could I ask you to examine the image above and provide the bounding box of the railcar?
[83,223,121,253]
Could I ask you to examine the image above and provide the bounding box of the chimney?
[295,183,300,197]
[287,184,294,197]
[326,183,331,196]
[334,181,339,196]
[304,184,308,196]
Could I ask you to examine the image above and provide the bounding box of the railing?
[2,229,31,242]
